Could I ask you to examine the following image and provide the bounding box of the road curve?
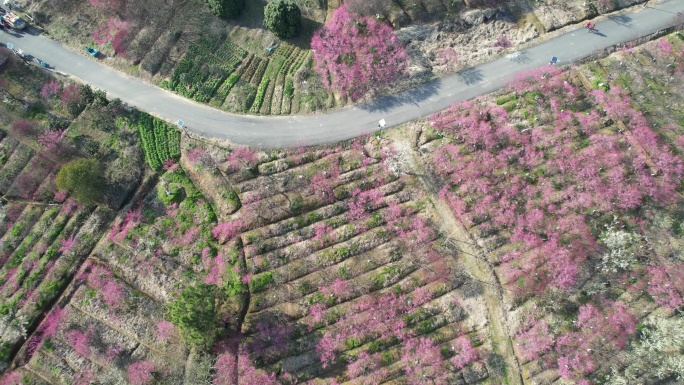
[3,1,683,148]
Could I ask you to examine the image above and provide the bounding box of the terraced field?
[161,37,320,115]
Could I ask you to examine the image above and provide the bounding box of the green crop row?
[220,41,247,58]
[252,60,269,85]
[168,39,248,103]
[153,118,171,162]
[250,78,270,114]
[241,56,261,83]
[137,114,181,171]
[137,114,162,171]
[168,129,181,159]
[215,73,241,101]
[193,76,224,103]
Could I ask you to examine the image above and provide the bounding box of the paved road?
[3,1,683,148]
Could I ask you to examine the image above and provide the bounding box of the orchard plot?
[423,34,684,384]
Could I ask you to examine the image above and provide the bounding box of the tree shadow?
[2,29,23,38]
[290,17,322,50]
[608,13,632,28]
[359,78,442,113]
[232,0,267,29]
[457,67,483,85]
[505,50,531,64]
[21,27,43,36]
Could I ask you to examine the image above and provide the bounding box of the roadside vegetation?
[17,0,652,116]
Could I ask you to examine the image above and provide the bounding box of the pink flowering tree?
[92,18,128,51]
[214,351,278,385]
[311,5,408,100]
[555,301,636,380]
[37,129,65,151]
[26,307,69,357]
[347,188,384,222]
[515,319,553,361]
[58,234,77,254]
[347,351,386,384]
[10,118,35,136]
[646,265,684,309]
[226,147,259,172]
[128,361,155,385]
[162,158,179,172]
[65,325,96,358]
[450,336,477,369]
[401,338,449,384]
[84,265,125,309]
[40,81,61,99]
[61,84,81,106]
[320,278,351,303]
[213,221,243,244]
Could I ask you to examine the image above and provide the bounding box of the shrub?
[311,5,408,100]
[206,0,244,18]
[264,0,301,39]
[250,272,274,293]
[55,158,106,205]
[10,118,35,136]
[167,283,219,347]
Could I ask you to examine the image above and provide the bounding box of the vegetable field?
[162,37,322,115]
[136,113,181,171]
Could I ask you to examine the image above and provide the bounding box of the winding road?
[3,1,684,148]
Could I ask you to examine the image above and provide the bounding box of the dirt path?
[408,143,523,385]
[429,197,522,385]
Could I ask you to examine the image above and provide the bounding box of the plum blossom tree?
[401,337,449,384]
[92,18,129,52]
[555,301,636,380]
[213,221,243,244]
[646,265,684,309]
[450,336,477,369]
[156,320,176,341]
[65,325,95,357]
[37,129,65,151]
[128,361,155,385]
[515,320,553,361]
[311,5,408,100]
[226,147,259,172]
[10,119,35,136]
[214,351,278,385]
[40,81,61,99]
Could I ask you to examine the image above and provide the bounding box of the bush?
[167,283,219,347]
[264,0,302,39]
[206,0,244,18]
[55,158,106,205]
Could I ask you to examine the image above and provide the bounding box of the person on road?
[586,22,596,32]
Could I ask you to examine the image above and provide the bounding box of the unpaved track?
[409,142,522,384]
[3,1,684,148]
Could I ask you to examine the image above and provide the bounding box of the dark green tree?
[264,0,301,39]
[55,158,105,205]
[206,0,245,18]
[167,283,219,347]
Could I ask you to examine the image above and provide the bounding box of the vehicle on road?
[3,11,25,29]
[85,46,99,57]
